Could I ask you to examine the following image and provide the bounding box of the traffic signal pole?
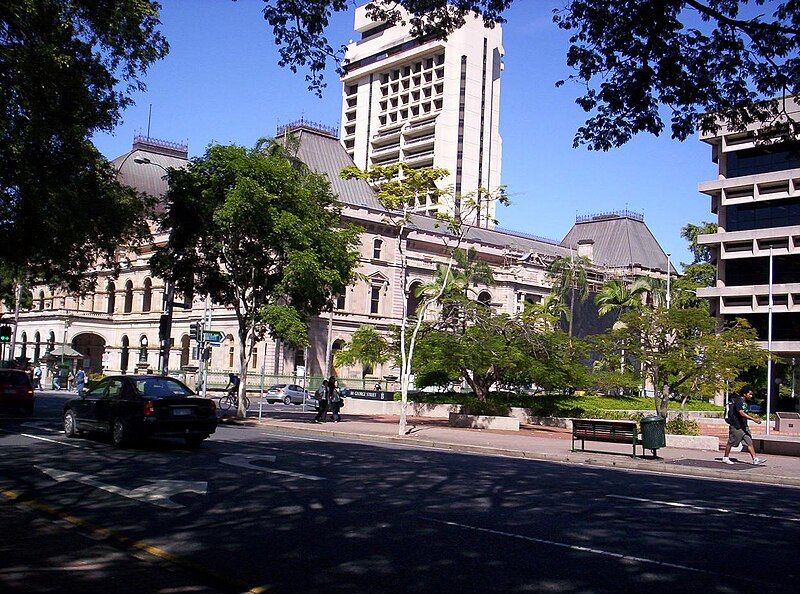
[159,279,176,376]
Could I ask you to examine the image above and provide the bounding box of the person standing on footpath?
[75,368,86,393]
[329,376,343,422]
[314,379,328,423]
[33,365,42,390]
[722,385,766,465]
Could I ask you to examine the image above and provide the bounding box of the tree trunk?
[237,322,250,419]
[568,286,575,337]
[657,384,670,418]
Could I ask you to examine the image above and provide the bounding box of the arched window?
[335,292,346,310]
[20,332,27,359]
[47,331,55,354]
[139,335,148,363]
[407,281,422,317]
[226,335,235,368]
[372,237,383,260]
[330,339,345,374]
[141,278,152,312]
[180,335,190,368]
[38,291,45,311]
[477,291,492,308]
[124,280,133,313]
[107,281,116,314]
[34,332,41,364]
[120,335,130,373]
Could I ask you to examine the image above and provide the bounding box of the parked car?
[0,369,34,415]
[63,375,217,448]
[265,383,311,405]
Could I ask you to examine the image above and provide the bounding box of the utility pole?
[9,282,21,362]
[159,279,176,376]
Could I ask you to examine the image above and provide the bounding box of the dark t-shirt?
[727,397,748,431]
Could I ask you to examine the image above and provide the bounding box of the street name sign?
[203,330,225,345]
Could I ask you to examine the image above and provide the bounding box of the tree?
[412,303,584,400]
[152,139,361,418]
[594,279,645,317]
[1,1,167,290]
[259,1,800,145]
[547,254,591,337]
[334,325,390,378]
[341,163,505,435]
[598,306,765,417]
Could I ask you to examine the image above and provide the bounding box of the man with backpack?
[722,385,766,465]
[314,379,328,423]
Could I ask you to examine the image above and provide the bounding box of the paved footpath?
[242,410,800,487]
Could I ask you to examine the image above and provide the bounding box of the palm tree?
[631,276,667,308]
[548,254,591,337]
[595,279,644,316]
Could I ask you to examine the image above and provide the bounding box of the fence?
[198,369,393,395]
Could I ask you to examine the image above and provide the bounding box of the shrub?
[665,413,700,436]
[459,398,511,417]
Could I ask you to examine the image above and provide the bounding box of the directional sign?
[36,466,207,509]
[203,330,225,345]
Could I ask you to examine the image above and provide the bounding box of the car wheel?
[64,410,78,438]
[111,419,129,448]
[283,395,292,405]
[185,436,206,448]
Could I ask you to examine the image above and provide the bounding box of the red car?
[0,369,35,415]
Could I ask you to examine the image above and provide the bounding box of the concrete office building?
[697,98,800,355]
[340,4,503,227]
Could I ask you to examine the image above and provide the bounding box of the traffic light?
[0,325,11,343]
[189,321,202,342]
[158,314,170,342]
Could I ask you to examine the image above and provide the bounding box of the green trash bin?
[640,415,666,455]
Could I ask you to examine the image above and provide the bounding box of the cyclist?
[225,373,241,401]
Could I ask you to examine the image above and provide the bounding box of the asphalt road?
[1,392,799,593]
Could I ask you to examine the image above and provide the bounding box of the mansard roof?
[561,210,677,274]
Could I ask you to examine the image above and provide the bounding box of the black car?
[63,375,217,448]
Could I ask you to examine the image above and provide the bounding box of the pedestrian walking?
[75,368,86,393]
[314,379,328,423]
[32,365,42,390]
[722,385,766,465]
[52,368,62,390]
[67,369,75,391]
[329,377,343,422]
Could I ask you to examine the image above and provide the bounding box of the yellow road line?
[1,487,270,593]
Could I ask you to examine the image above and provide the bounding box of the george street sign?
[203,330,225,345]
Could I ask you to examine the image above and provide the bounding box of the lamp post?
[665,253,672,310]
[134,157,176,376]
[766,246,774,436]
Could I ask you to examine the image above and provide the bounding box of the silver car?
[265,384,310,405]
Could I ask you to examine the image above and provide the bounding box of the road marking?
[20,433,82,448]
[219,454,323,481]
[36,466,207,509]
[20,422,60,433]
[426,518,729,577]
[607,494,800,523]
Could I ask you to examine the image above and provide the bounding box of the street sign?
[203,330,225,345]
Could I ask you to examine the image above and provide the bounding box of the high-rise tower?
[340,4,503,227]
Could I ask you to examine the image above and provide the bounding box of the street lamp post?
[665,253,672,310]
[134,157,177,376]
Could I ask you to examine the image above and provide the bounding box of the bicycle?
[217,391,251,412]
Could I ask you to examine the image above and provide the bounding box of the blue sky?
[93,0,716,267]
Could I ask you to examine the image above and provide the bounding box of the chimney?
[577,239,594,262]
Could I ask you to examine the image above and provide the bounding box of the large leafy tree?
[597,306,765,417]
[152,139,361,418]
[413,303,584,400]
[260,1,800,144]
[1,1,168,290]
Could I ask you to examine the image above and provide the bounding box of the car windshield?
[133,377,193,399]
[0,371,29,385]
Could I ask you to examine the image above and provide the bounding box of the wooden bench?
[571,419,639,458]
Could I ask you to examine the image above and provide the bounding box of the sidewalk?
[248,411,800,488]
